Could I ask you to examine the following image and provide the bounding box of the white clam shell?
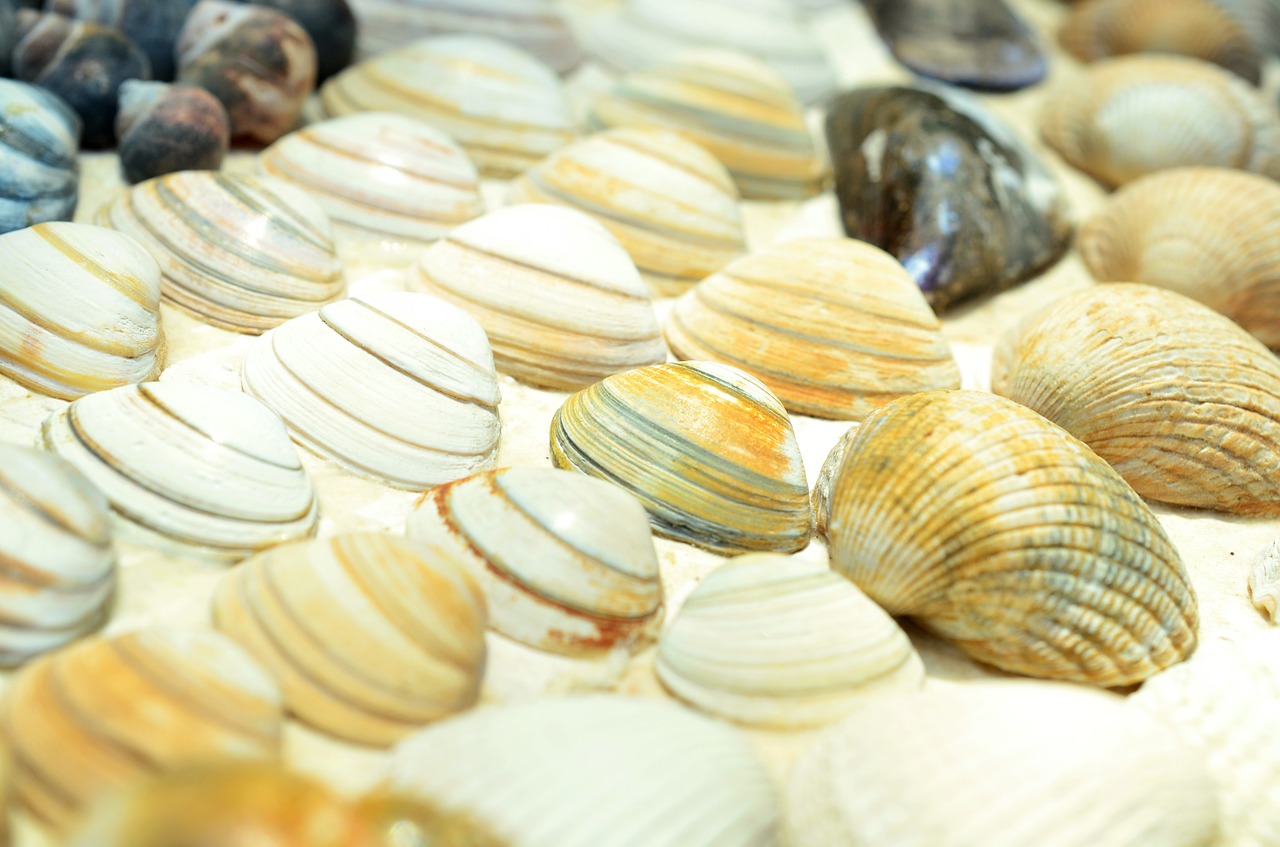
[241,292,501,490]
[385,696,781,847]
[406,467,663,655]
[40,382,319,561]
[656,553,923,728]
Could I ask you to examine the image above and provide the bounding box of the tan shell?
[1078,167,1280,349]
[664,238,961,420]
[825,389,1198,686]
[994,284,1280,515]
[1040,54,1280,187]
[213,533,488,747]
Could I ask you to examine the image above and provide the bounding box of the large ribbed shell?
[241,292,501,490]
[100,171,346,334]
[2,627,284,831]
[1040,54,1280,187]
[406,467,663,654]
[995,284,1280,515]
[786,682,1219,847]
[385,696,781,847]
[509,128,746,297]
[412,204,666,391]
[0,78,79,234]
[588,49,825,200]
[258,113,484,263]
[551,361,811,554]
[40,382,319,561]
[1077,167,1280,349]
[320,35,575,179]
[213,533,488,747]
[0,222,162,400]
[0,444,115,666]
[664,238,961,420]
[825,390,1198,686]
[656,554,923,728]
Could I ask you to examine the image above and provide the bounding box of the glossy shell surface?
[0,78,79,234]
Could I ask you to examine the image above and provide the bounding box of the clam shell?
[213,533,488,747]
[240,292,501,490]
[0,443,115,666]
[319,35,575,179]
[587,49,825,200]
[0,78,79,234]
[1249,536,1280,620]
[656,553,923,729]
[1040,54,1280,187]
[787,681,1219,847]
[385,696,781,847]
[40,382,319,561]
[664,238,961,420]
[411,204,667,391]
[99,171,346,334]
[825,389,1198,686]
[0,222,162,400]
[551,361,812,554]
[1077,167,1280,349]
[3,627,284,831]
[813,424,858,539]
[406,467,663,655]
[995,284,1280,515]
[259,113,484,264]
[509,128,746,297]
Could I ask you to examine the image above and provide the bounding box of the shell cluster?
[0,78,79,234]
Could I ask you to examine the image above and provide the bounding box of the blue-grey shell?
[0,78,80,233]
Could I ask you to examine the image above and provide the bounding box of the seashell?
[824,389,1198,686]
[406,467,664,655]
[40,382,319,560]
[243,0,356,83]
[386,696,782,847]
[1039,54,1280,187]
[47,0,191,81]
[509,128,747,297]
[1060,0,1263,83]
[550,361,811,554]
[656,553,923,729]
[411,204,667,391]
[813,424,858,539]
[320,35,575,179]
[2,627,284,831]
[1250,535,1280,620]
[587,49,825,201]
[787,681,1219,847]
[664,238,961,420]
[175,0,316,145]
[0,443,115,666]
[258,113,484,265]
[213,533,488,746]
[100,171,346,334]
[241,292,501,490]
[115,80,231,183]
[1207,0,1280,55]
[13,10,151,149]
[0,222,162,400]
[994,284,1280,515]
[0,78,79,234]
[580,0,836,105]
[1131,632,1280,847]
[1077,167,1280,349]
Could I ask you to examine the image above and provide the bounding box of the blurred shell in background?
[242,0,356,82]
[1208,0,1280,54]
[115,80,230,184]
[0,78,79,234]
[1251,536,1280,620]
[46,0,191,81]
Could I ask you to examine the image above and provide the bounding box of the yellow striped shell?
[588,49,825,200]
[994,284,1280,515]
[100,171,346,334]
[1078,167,1280,349]
[825,389,1197,686]
[213,533,488,747]
[551,361,811,554]
[664,238,960,420]
[412,204,667,391]
[508,128,747,297]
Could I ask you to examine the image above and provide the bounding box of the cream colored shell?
[1250,536,1280,621]
[412,204,667,391]
[241,292,501,490]
[213,533,488,747]
[825,390,1198,686]
[812,424,858,539]
[665,238,961,420]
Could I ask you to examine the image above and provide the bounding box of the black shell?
[116,80,230,183]
[0,78,80,233]
[46,0,195,81]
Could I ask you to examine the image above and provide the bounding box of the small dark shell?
[0,0,16,76]
[234,0,354,82]
[0,78,79,233]
[116,80,230,183]
[46,0,193,80]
